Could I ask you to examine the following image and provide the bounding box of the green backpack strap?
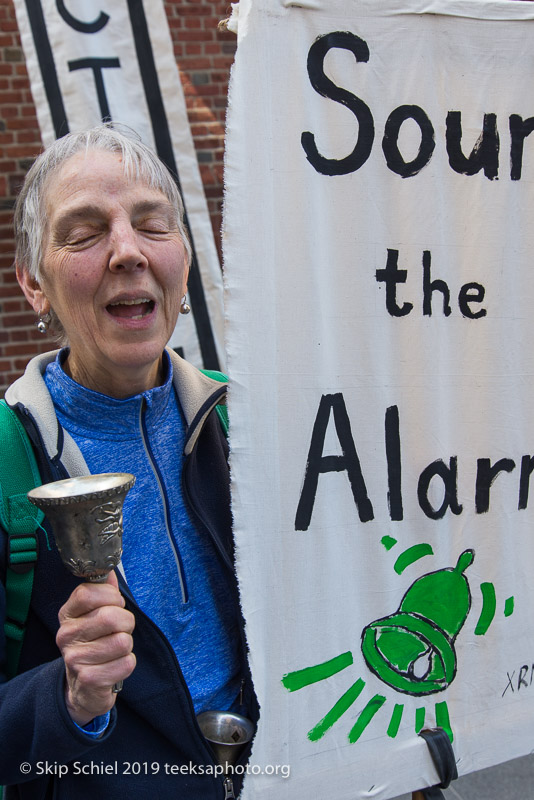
[0,400,44,679]
[200,369,229,437]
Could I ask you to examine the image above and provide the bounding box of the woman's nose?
[108,226,149,272]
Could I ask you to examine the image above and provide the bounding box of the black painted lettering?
[57,0,109,33]
[385,405,403,521]
[295,393,374,531]
[458,283,486,319]
[375,249,413,317]
[510,114,534,181]
[446,111,499,180]
[422,250,451,317]
[502,671,515,697]
[518,664,529,690]
[518,455,534,510]
[417,458,463,520]
[476,458,516,513]
[382,105,435,178]
[68,58,121,121]
[301,32,374,176]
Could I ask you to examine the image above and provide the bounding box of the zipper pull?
[223,776,236,799]
[239,678,245,707]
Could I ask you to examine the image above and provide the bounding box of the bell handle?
[84,573,123,693]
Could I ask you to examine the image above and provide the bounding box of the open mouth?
[106,298,155,320]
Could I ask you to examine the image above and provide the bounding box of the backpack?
[1,369,228,680]
[200,369,229,436]
[0,400,44,680]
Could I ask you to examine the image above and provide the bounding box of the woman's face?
[21,149,189,397]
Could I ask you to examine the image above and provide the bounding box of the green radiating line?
[387,704,404,738]
[504,596,514,617]
[308,678,365,741]
[348,694,386,743]
[415,706,425,733]
[435,700,453,742]
[381,535,397,550]
[282,651,353,692]
[394,543,434,575]
[475,582,496,635]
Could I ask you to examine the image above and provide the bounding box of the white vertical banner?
[13,0,225,369]
[223,1,534,798]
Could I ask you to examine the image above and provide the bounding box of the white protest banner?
[12,0,224,369]
[223,1,534,797]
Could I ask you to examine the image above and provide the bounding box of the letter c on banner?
[301,31,375,176]
[56,0,109,33]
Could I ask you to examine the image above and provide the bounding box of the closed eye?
[134,204,178,235]
[139,226,170,235]
[136,218,173,235]
[65,230,101,247]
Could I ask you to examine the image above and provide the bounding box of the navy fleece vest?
[44,351,241,714]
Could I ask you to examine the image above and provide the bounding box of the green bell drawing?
[361,549,474,695]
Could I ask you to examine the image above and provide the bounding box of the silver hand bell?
[28,472,136,692]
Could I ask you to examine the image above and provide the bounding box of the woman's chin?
[67,338,168,396]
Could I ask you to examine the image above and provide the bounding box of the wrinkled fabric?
[223,2,534,798]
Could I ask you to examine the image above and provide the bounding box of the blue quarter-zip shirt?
[44,351,241,714]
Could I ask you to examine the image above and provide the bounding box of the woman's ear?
[16,264,50,315]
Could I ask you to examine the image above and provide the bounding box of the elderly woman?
[0,125,257,799]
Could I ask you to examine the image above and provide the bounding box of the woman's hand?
[56,571,136,727]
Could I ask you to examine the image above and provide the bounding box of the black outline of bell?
[361,550,474,696]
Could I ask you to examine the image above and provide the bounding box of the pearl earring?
[180,295,191,315]
[36,312,51,334]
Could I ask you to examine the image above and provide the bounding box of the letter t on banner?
[12,0,225,370]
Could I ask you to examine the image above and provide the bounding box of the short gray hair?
[14,122,192,281]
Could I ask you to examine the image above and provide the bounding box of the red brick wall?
[0,0,235,394]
